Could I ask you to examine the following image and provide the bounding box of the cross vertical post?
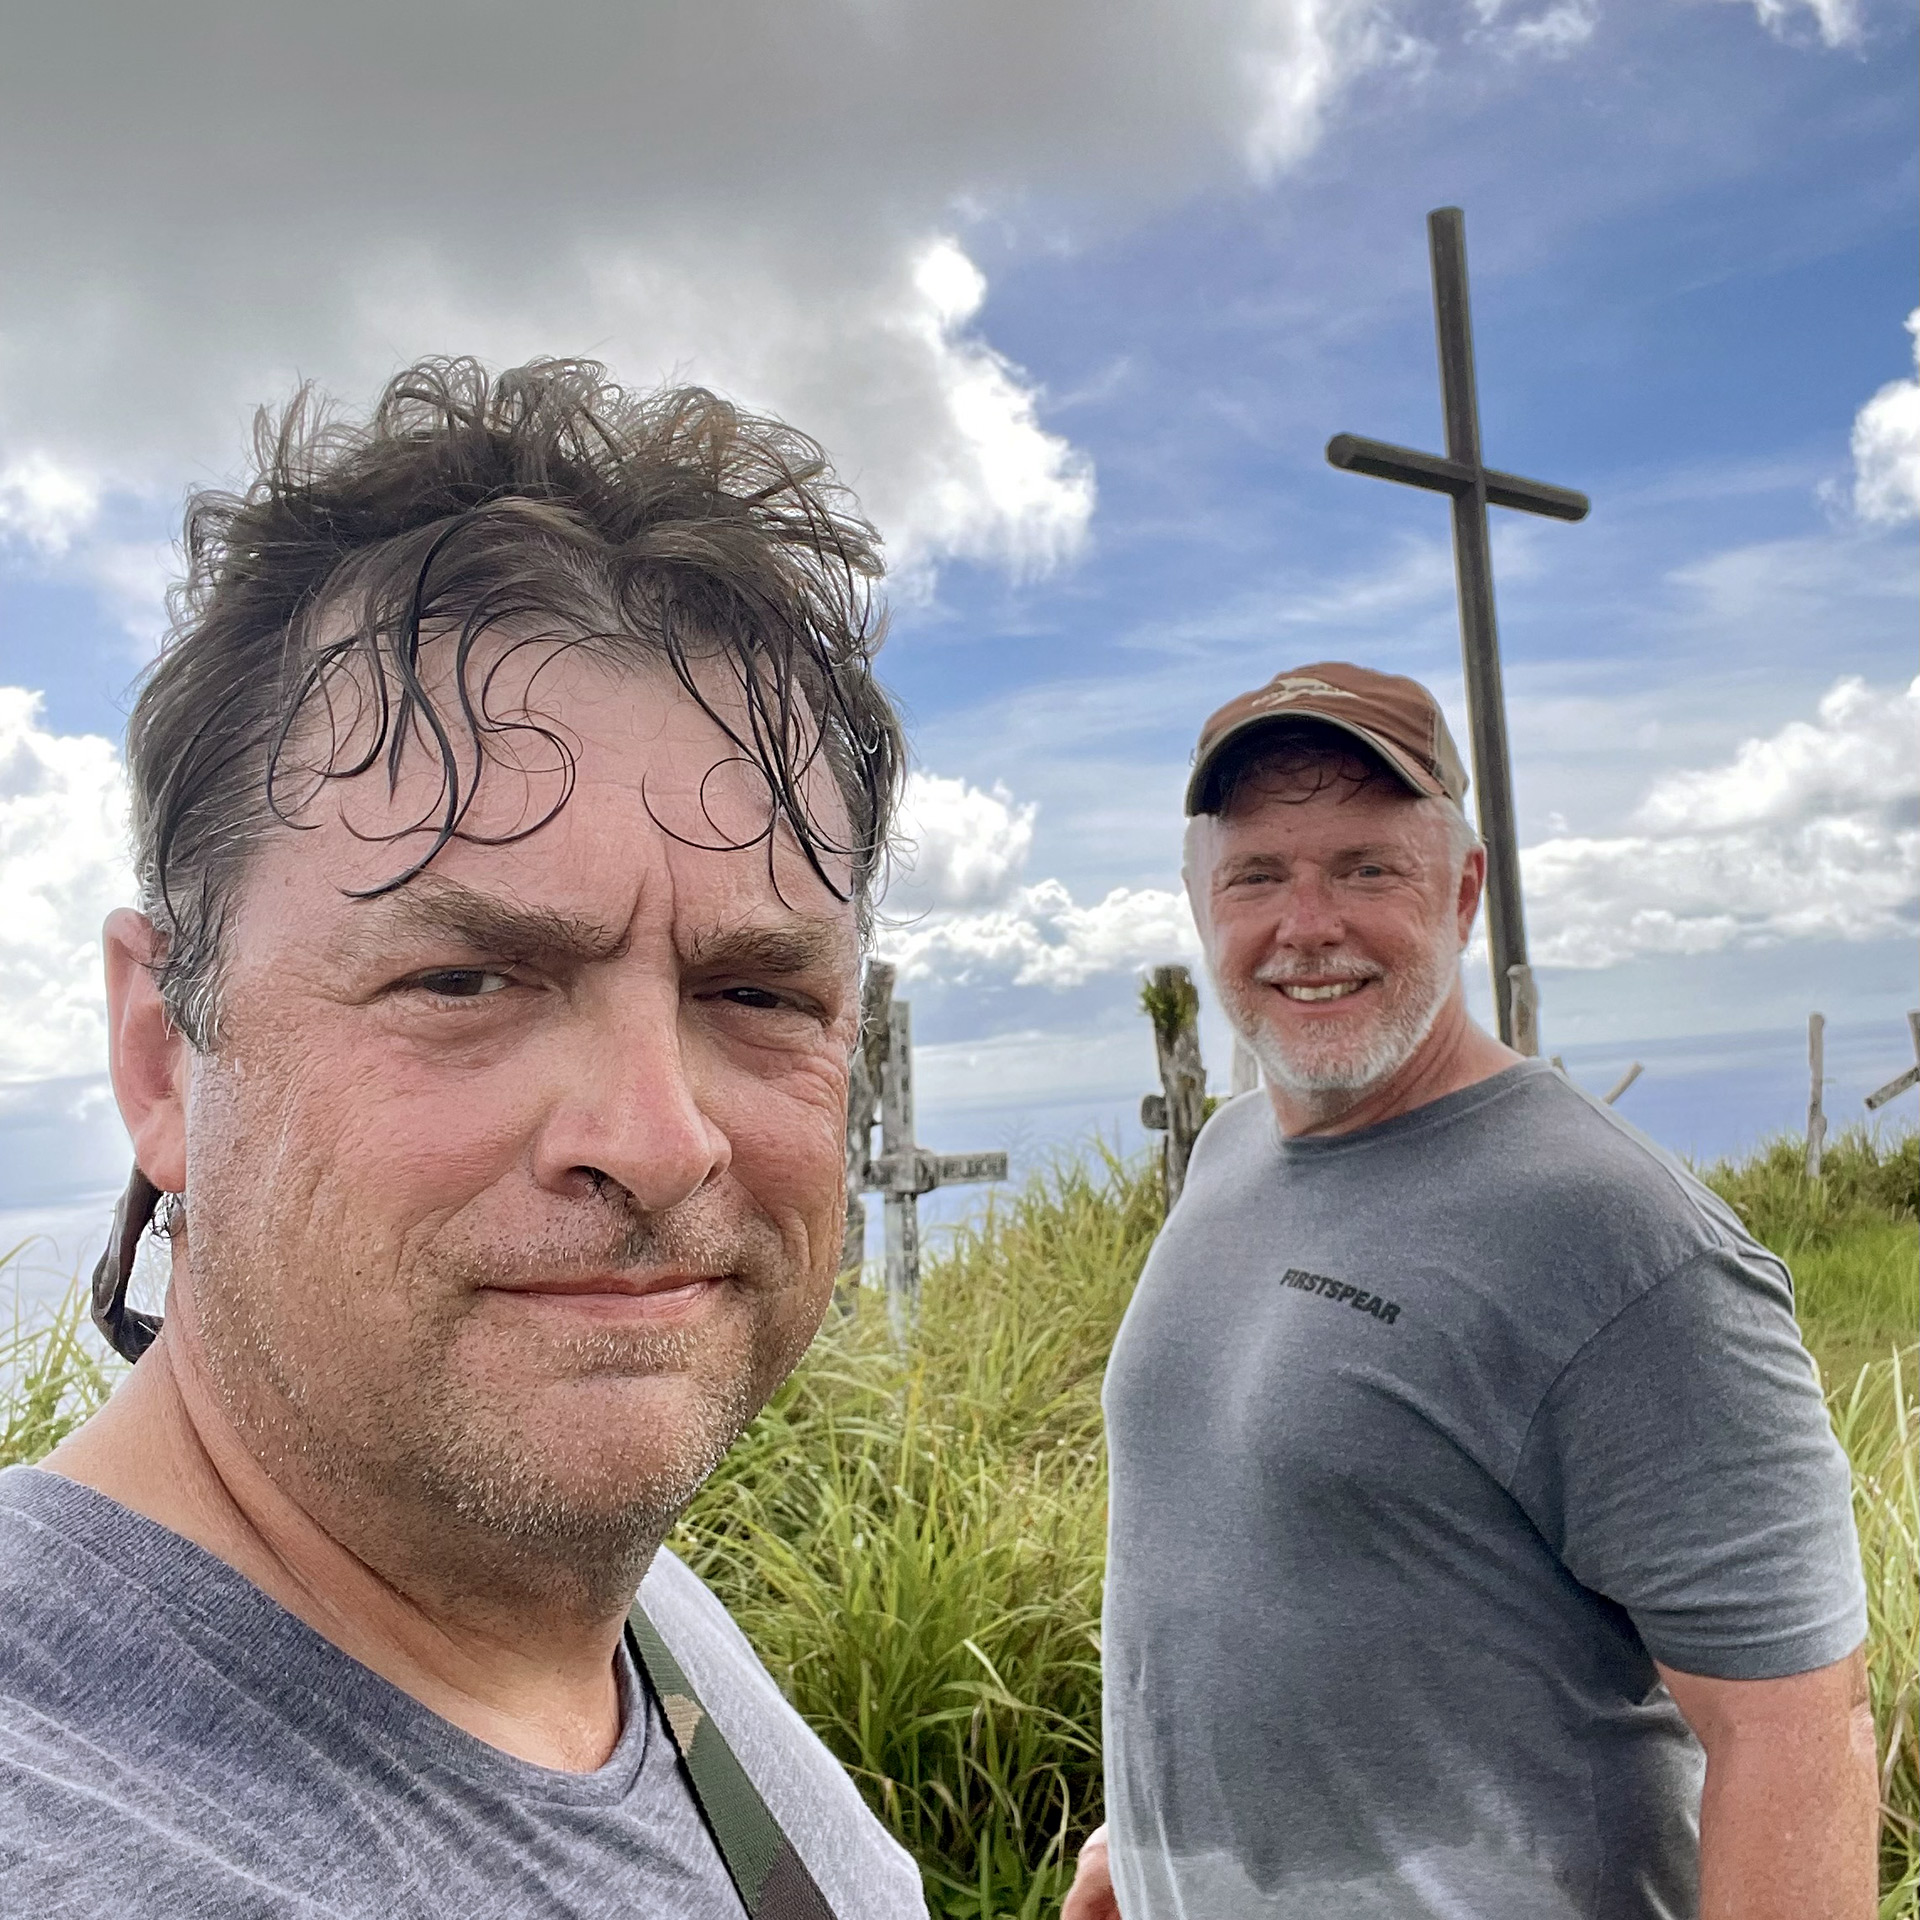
[1431,209,1534,1050]
[1327,206,1589,1051]
[879,996,920,1339]
[1805,1012,1827,1181]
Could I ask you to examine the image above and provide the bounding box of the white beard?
[1218,923,1461,1099]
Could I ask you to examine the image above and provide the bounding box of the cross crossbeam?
[1326,435,1589,521]
[1328,207,1589,1051]
[1864,1010,1920,1112]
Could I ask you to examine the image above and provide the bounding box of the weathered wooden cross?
[842,962,1008,1338]
[1327,206,1589,1054]
[1864,1010,1920,1114]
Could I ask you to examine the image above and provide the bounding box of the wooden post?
[1141,966,1208,1209]
[880,996,919,1339]
[838,963,896,1294]
[1805,1012,1827,1181]
[1327,209,1588,1048]
[853,981,1008,1340]
[1506,963,1540,1060]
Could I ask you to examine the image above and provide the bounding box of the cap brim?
[1185,712,1446,815]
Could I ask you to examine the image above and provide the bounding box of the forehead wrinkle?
[349,873,633,966]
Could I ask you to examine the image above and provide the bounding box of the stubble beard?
[1219,920,1462,1104]
[181,1182,812,1617]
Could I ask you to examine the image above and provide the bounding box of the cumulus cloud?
[883,879,1199,989]
[1851,311,1920,524]
[878,768,1197,985]
[885,771,1038,913]
[883,679,1919,991]
[0,690,134,1082]
[0,0,1414,593]
[1525,676,1918,968]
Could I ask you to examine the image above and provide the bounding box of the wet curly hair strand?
[126,356,906,1049]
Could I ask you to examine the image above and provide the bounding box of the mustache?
[1251,955,1383,986]
[439,1184,783,1292]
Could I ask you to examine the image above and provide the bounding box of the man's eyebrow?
[1215,841,1411,876]
[681,918,853,976]
[365,878,631,966]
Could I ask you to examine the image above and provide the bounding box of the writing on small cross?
[843,962,1007,1338]
[1327,206,1589,1054]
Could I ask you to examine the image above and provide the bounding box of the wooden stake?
[837,963,896,1295]
[1805,1012,1826,1182]
[847,964,1006,1339]
[1506,963,1540,1060]
[880,997,919,1339]
[1142,966,1208,1209]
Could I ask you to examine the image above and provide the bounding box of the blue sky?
[0,0,1914,1282]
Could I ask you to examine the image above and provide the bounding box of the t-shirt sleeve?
[1508,1245,1866,1681]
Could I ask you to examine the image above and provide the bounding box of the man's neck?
[43,1331,634,1772]
[1264,991,1523,1139]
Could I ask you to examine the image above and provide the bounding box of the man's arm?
[1656,1647,1878,1920]
[1061,1823,1119,1920]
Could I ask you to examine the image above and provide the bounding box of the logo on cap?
[1245,676,1360,713]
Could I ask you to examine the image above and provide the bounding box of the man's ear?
[103,909,190,1194]
[1181,816,1212,933]
[1455,844,1487,949]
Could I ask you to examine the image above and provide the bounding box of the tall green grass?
[675,1154,1155,1914]
[4,1131,1914,1913]
[1,1256,115,1470]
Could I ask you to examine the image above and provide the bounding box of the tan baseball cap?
[1185,661,1470,815]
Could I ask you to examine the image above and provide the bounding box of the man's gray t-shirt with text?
[0,1468,926,1918]
[1101,1061,1864,1919]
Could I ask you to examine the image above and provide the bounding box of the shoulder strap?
[626,1601,840,1920]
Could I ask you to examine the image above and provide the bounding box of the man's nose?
[531,989,731,1214]
[1266,870,1346,948]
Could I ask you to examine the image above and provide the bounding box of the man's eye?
[413,968,513,1000]
[720,986,788,1011]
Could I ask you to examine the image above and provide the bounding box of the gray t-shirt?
[0,1467,926,1919]
[1100,1062,1865,1920]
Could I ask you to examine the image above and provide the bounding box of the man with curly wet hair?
[0,358,925,1919]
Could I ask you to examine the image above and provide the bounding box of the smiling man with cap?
[1063,662,1876,1919]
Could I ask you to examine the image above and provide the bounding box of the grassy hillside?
[5,1127,1915,1915]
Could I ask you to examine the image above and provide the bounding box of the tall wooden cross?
[1327,207,1589,1052]
[843,963,1007,1339]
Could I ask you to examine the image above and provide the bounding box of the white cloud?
[0,454,99,554]
[882,878,1200,989]
[0,0,1401,593]
[1851,310,1920,524]
[1505,0,1599,55]
[1525,676,1918,968]
[884,771,1037,912]
[1729,0,1861,45]
[878,767,1197,986]
[0,690,134,1082]
[1469,0,1599,57]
